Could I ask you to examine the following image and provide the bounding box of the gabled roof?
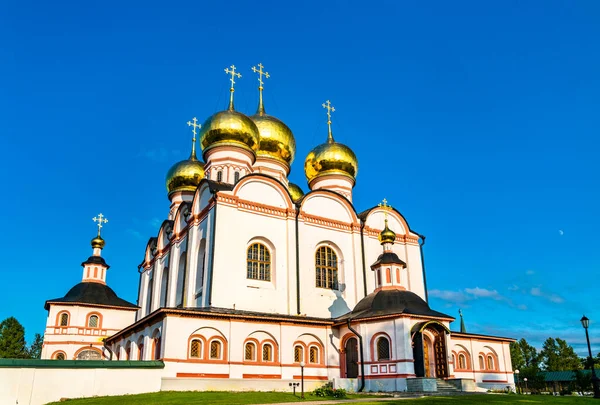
[45,282,138,310]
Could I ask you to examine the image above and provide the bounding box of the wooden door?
[345,338,359,378]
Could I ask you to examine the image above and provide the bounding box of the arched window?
[396,268,400,283]
[385,268,391,283]
[294,345,303,363]
[210,340,221,360]
[315,246,338,289]
[309,346,319,364]
[479,355,485,369]
[190,339,202,358]
[54,351,66,360]
[137,337,145,360]
[125,342,131,360]
[88,314,99,328]
[146,271,154,314]
[247,243,271,281]
[115,346,121,361]
[77,349,101,360]
[176,251,187,307]
[376,337,390,361]
[59,312,69,326]
[459,353,467,369]
[217,171,223,182]
[244,342,256,361]
[153,337,162,360]
[487,355,495,370]
[160,266,168,307]
[262,343,273,362]
[376,269,381,286]
[234,171,240,183]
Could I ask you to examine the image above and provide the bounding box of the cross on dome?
[251,63,270,89]
[378,198,392,220]
[224,65,242,110]
[92,213,108,237]
[187,117,201,159]
[322,100,335,142]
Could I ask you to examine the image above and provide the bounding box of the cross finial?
[378,198,392,221]
[252,63,270,115]
[322,100,335,143]
[224,65,242,110]
[92,213,108,237]
[187,117,201,159]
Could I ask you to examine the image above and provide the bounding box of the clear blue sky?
[1,1,599,356]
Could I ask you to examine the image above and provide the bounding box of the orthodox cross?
[224,65,242,90]
[187,117,201,142]
[251,63,270,89]
[378,198,392,220]
[322,100,335,141]
[93,213,108,236]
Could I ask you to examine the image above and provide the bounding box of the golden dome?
[304,137,358,183]
[251,113,296,165]
[91,235,105,249]
[199,108,260,157]
[288,182,304,202]
[378,219,397,245]
[166,156,205,195]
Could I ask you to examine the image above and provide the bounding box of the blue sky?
[1,1,599,356]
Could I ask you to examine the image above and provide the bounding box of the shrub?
[312,383,347,399]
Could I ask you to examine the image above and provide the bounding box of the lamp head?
[581,315,590,329]
[299,361,305,367]
[515,370,520,374]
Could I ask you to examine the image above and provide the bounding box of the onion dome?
[288,182,304,202]
[378,219,396,245]
[166,131,205,196]
[91,235,105,249]
[249,63,295,166]
[199,65,260,158]
[304,136,358,183]
[304,100,358,183]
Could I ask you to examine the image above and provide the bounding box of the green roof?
[0,359,164,369]
[540,370,599,382]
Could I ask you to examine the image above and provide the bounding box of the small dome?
[166,157,205,196]
[251,113,296,165]
[378,220,396,245]
[288,182,304,202]
[199,109,260,157]
[91,235,105,249]
[304,139,358,184]
[339,289,452,321]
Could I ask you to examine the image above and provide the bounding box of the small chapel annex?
[42,64,515,393]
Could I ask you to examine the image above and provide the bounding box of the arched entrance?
[344,337,359,378]
[412,321,449,378]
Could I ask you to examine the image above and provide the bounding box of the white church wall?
[43,304,136,360]
[210,203,292,314]
[0,366,163,405]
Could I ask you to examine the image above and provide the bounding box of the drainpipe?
[295,203,301,315]
[359,219,368,298]
[207,195,218,306]
[103,338,113,361]
[347,319,365,392]
[418,234,429,302]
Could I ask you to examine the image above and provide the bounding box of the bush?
[312,383,347,399]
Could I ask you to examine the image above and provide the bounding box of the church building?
[42,64,515,393]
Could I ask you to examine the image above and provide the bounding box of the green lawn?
[47,392,597,405]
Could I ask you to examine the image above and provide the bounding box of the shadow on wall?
[328,283,351,318]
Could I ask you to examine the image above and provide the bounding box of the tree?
[28,333,43,359]
[0,317,28,359]
[510,338,539,370]
[573,369,592,394]
[510,340,525,371]
[539,337,581,371]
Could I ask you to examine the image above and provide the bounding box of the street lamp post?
[523,378,528,394]
[580,315,600,399]
[300,361,305,399]
[515,369,520,394]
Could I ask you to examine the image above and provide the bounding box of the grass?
[46,392,598,405]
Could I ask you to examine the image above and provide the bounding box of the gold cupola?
[249,63,296,167]
[166,118,205,196]
[304,100,358,184]
[378,219,397,245]
[199,65,260,159]
[288,182,304,202]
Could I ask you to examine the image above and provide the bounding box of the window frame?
[244,342,256,361]
[309,345,320,364]
[189,338,202,359]
[376,337,391,361]
[294,345,304,363]
[57,312,69,327]
[315,246,339,290]
[247,243,272,281]
[209,340,222,360]
[458,353,467,369]
[262,343,273,362]
[87,313,100,328]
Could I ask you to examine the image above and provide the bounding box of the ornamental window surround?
[309,346,319,364]
[459,353,467,369]
[58,312,69,326]
[217,171,223,182]
[247,243,271,281]
[262,343,273,362]
[54,352,66,360]
[479,355,485,369]
[315,246,339,290]
[87,314,99,328]
[486,355,495,370]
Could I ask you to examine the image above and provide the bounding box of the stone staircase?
[436,379,462,393]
